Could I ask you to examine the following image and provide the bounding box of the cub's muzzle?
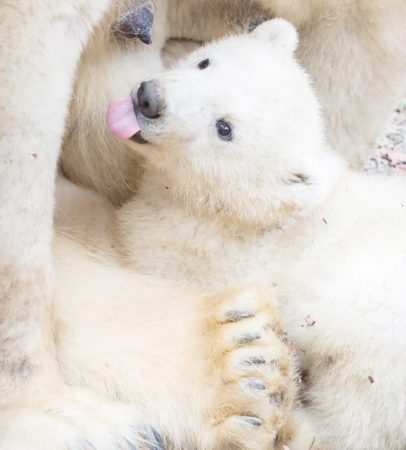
[135,80,165,119]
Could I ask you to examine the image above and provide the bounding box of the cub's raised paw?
[0,388,165,450]
[205,286,296,450]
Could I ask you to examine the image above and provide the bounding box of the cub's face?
[125,20,331,226]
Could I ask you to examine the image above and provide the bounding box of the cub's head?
[108,19,342,227]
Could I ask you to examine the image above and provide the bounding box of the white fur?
[0,2,168,448]
[53,237,297,449]
[61,0,406,203]
[170,0,406,168]
[61,0,170,203]
[2,0,406,448]
[0,0,109,403]
[112,21,406,449]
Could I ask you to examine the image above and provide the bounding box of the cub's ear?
[112,2,154,45]
[251,18,298,54]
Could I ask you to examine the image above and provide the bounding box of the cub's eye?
[216,120,233,141]
[198,58,210,70]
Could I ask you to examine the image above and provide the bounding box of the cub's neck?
[116,151,346,290]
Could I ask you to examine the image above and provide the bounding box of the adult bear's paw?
[0,387,164,450]
[204,285,296,450]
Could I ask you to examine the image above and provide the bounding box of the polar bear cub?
[108,20,406,450]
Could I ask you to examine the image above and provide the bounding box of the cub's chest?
[118,199,274,290]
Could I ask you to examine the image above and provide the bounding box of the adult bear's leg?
[0,2,163,448]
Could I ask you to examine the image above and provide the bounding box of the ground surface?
[366,96,406,175]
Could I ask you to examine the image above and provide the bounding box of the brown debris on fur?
[305,315,316,327]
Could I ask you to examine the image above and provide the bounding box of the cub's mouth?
[107,81,164,145]
[130,130,149,145]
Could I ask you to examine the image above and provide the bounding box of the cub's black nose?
[136,80,163,119]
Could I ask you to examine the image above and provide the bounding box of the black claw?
[245,355,266,364]
[236,332,261,344]
[239,415,262,427]
[225,310,255,322]
[247,379,266,390]
[112,2,154,45]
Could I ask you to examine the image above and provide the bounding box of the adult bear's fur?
[0,1,167,449]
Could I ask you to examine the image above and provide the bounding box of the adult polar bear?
[108,19,406,449]
[61,0,406,203]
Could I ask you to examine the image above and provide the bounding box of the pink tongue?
[106,97,140,140]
